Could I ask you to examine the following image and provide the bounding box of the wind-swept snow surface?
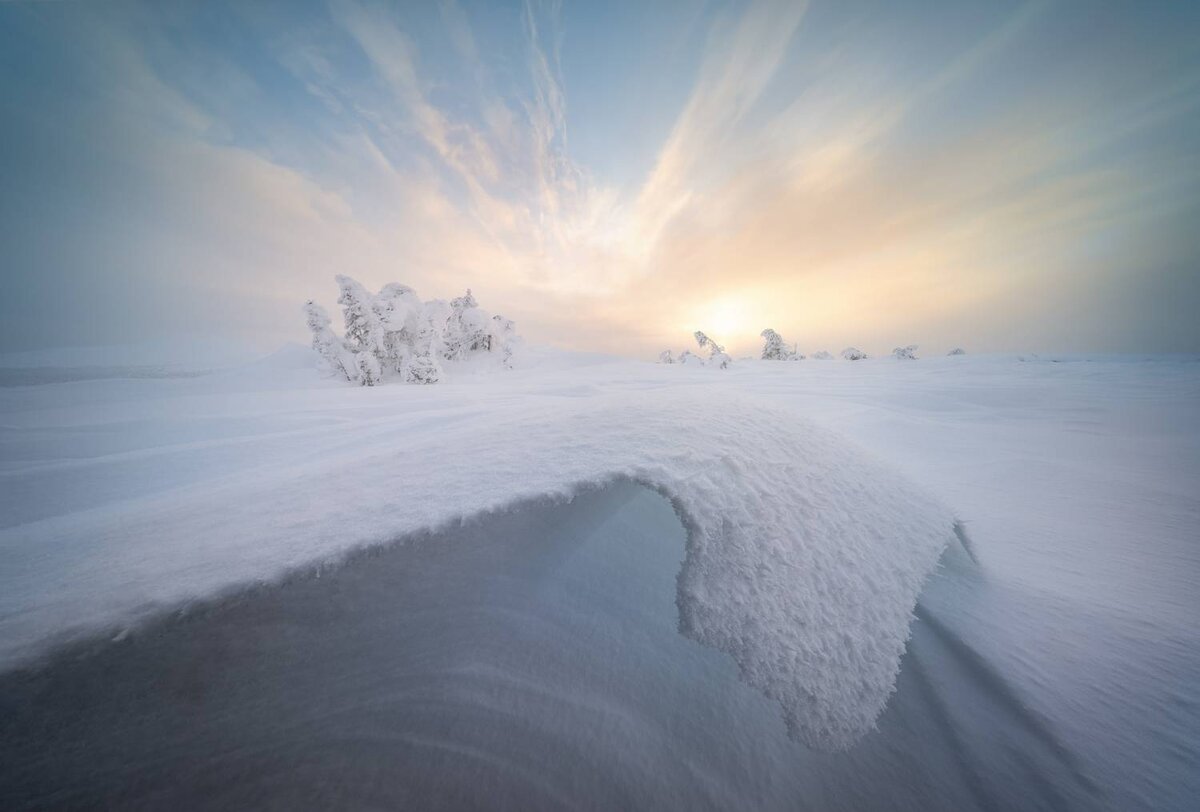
[0,483,1096,810]
[2,348,1197,809]
[0,360,955,749]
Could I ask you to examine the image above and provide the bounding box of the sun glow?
[695,297,753,345]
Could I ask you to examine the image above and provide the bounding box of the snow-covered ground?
[1,347,1197,809]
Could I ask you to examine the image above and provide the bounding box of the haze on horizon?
[1,0,1198,359]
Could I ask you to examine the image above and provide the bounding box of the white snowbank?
[0,373,955,750]
[5,348,1196,806]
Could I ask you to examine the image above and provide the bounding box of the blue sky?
[1,0,1198,356]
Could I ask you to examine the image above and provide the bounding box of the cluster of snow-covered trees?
[755,329,860,361]
[304,276,516,385]
[661,330,964,365]
[659,331,733,368]
[752,333,966,362]
[761,339,967,362]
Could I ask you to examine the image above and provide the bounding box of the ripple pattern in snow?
[0,390,955,749]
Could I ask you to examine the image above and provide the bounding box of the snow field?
[3,345,1197,802]
[0,364,956,749]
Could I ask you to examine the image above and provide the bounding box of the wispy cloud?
[630,0,808,253]
[2,0,1197,353]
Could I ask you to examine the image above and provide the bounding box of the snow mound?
[0,391,954,750]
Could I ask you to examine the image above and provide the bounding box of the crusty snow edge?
[0,392,955,750]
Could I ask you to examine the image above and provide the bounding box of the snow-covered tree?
[306,277,517,385]
[760,329,802,361]
[694,331,721,355]
[841,347,868,361]
[417,298,451,364]
[947,347,966,356]
[694,331,732,369]
[660,331,731,369]
[373,282,423,373]
[444,289,493,361]
[892,345,919,360]
[812,350,834,360]
[401,353,442,384]
[355,351,383,386]
[336,275,386,362]
[760,329,787,360]
[489,315,516,368]
[303,300,357,382]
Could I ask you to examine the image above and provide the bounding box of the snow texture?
[4,345,1195,786]
[0,372,955,751]
[0,481,1070,809]
[4,348,1197,802]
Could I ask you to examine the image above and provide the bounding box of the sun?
[700,297,751,343]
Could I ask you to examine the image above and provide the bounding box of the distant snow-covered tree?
[656,332,735,370]
[336,275,386,363]
[693,331,719,353]
[417,298,451,364]
[892,345,919,360]
[401,353,442,384]
[355,351,383,387]
[306,278,517,385]
[444,289,492,361]
[303,301,357,382]
[450,288,478,313]
[947,347,966,356]
[812,350,834,360]
[489,315,516,368]
[694,331,731,369]
[373,282,423,373]
[841,347,868,361]
[760,328,794,360]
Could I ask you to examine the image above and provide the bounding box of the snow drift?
[0,386,954,750]
[0,482,1034,811]
[4,350,1197,808]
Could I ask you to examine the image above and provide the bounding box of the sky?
[1,0,1198,358]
